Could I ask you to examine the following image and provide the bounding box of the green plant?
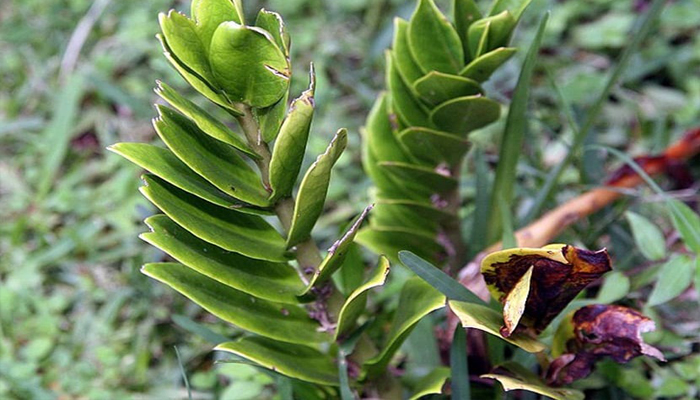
[109,0,700,398]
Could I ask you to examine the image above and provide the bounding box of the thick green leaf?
[449,301,546,353]
[486,13,547,244]
[335,256,391,340]
[625,211,666,261]
[191,0,241,51]
[363,277,446,378]
[156,34,237,112]
[450,326,470,400]
[430,96,500,135]
[379,161,458,194]
[669,200,700,254]
[596,271,630,304]
[256,92,288,143]
[409,367,450,400]
[155,81,257,157]
[287,129,348,247]
[140,175,287,262]
[216,337,338,386]
[399,251,485,304]
[108,143,239,209]
[482,362,584,400]
[453,0,483,61]
[392,19,425,85]
[375,199,453,224]
[142,263,325,344]
[154,105,270,207]
[413,72,482,107]
[299,206,372,300]
[459,47,517,82]
[159,11,214,85]
[370,202,440,236]
[256,9,290,57]
[269,72,315,199]
[467,11,516,58]
[398,127,470,166]
[210,22,290,108]
[408,0,464,74]
[488,0,532,20]
[141,215,303,304]
[648,255,694,307]
[356,227,443,264]
[387,52,432,128]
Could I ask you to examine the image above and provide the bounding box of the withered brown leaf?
[481,244,612,335]
[546,304,665,386]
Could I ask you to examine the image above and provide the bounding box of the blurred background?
[1,0,699,398]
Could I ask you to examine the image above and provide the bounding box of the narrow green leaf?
[141,215,303,304]
[596,271,630,304]
[459,47,517,82]
[155,81,257,158]
[256,92,288,143]
[386,52,432,128]
[429,96,500,135]
[338,350,354,400]
[399,251,485,304]
[142,263,325,344]
[256,9,290,56]
[482,362,584,400]
[356,227,443,264]
[108,143,240,209]
[467,12,516,58]
[139,175,287,262]
[392,18,425,85]
[453,0,483,61]
[669,200,700,254]
[398,127,470,166]
[287,128,348,247]
[210,22,290,108]
[269,70,315,199]
[648,255,694,307]
[191,0,241,51]
[408,0,464,74]
[378,161,458,193]
[625,211,667,261]
[216,337,338,386]
[299,206,373,300]
[154,105,270,207]
[335,256,391,340]
[156,34,238,113]
[159,11,213,84]
[413,72,482,107]
[450,326,470,400]
[363,277,446,378]
[486,13,548,245]
[448,301,546,353]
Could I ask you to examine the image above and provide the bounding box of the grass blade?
[486,13,549,244]
[450,326,470,400]
[174,346,193,400]
[399,251,485,305]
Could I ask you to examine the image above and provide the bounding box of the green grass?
[1,0,699,398]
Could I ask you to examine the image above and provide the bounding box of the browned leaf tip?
[546,304,664,386]
[482,245,612,335]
